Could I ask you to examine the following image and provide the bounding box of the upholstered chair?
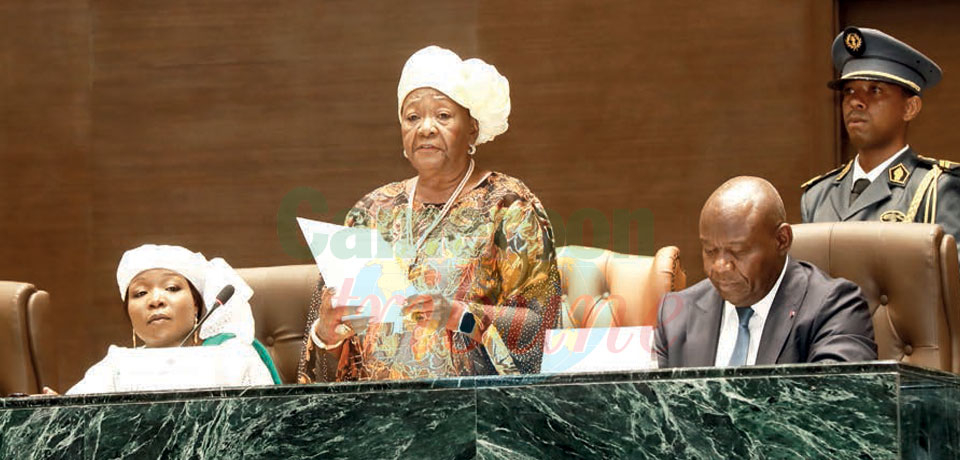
[790,222,960,373]
[557,246,685,328]
[0,282,50,395]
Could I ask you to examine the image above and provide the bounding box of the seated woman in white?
[59,244,279,395]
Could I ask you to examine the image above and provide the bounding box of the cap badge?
[888,163,909,185]
[843,28,865,56]
[880,210,906,222]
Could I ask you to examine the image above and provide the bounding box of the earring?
[467,145,476,156]
[192,316,200,345]
[402,150,409,159]
[132,329,138,348]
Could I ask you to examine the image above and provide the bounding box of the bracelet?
[310,318,345,350]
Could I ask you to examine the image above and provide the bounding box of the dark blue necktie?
[728,307,755,366]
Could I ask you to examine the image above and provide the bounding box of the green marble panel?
[3,389,475,459]
[476,372,898,459]
[2,363,958,459]
[898,370,960,459]
[0,406,87,459]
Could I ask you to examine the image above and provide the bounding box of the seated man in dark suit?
[656,176,877,368]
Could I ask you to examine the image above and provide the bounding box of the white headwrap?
[116,244,257,344]
[397,45,511,145]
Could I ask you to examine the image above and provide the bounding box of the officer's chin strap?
[905,166,942,223]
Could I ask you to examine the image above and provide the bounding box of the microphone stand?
[179,285,235,347]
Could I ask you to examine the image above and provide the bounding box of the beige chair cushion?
[237,265,318,384]
[557,246,685,328]
[790,222,960,373]
[0,281,49,395]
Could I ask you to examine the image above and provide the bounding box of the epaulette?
[917,154,960,175]
[801,160,853,190]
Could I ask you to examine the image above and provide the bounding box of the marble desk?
[1,362,957,459]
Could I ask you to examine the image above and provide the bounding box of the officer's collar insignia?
[880,210,906,222]
[843,28,865,56]
[888,163,909,185]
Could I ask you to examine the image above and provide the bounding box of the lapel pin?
[789,310,796,319]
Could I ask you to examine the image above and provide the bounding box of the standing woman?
[61,245,280,394]
[301,46,561,382]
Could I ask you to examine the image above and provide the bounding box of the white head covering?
[116,244,257,344]
[116,245,207,299]
[397,45,511,145]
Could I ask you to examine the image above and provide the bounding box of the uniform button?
[265,336,275,346]
[879,294,889,305]
[903,344,913,355]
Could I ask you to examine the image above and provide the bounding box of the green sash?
[202,333,282,385]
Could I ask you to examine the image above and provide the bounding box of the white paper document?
[110,346,261,392]
[297,217,419,328]
[540,326,656,374]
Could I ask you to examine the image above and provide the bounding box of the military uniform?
[801,148,960,253]
[803,27,960,253]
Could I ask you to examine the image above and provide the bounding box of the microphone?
[179,285,235,346]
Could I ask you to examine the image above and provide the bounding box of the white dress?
[66,338,274,395]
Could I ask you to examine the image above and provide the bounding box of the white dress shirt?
[714,258,789,366]
[851,145,910,185]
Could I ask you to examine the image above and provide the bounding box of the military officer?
[801,27,960,253]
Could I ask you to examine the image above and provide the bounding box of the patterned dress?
[301,172,561,381]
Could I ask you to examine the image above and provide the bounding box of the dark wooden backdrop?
[1,1,956,390]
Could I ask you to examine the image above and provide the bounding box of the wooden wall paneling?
[475,0,837,281]
[0,1,92,392]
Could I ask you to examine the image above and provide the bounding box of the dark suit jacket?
[801,148,960,254]
[655,259,877,368]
